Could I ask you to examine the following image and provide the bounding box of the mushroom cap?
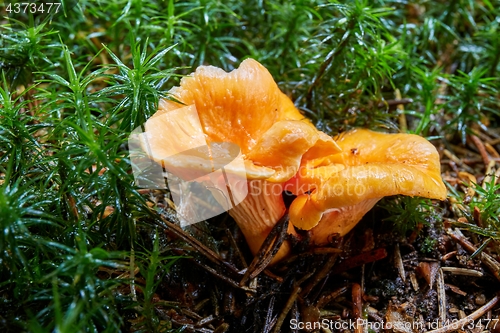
[142,58,340,183]
[151,59,306,152]
[288,129,447,231]
[138,58,341,260]
[140,104,274,180]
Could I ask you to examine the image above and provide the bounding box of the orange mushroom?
[138,58,447,263]
[139,59,340,262]
[286,128,447,245]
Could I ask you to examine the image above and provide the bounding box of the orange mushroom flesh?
[140,58,447,262]
[287,128,447,245]
[140,58,340,262]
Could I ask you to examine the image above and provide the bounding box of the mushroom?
[138,59,340,262]
[138,58,447,262]
[286,128,447,245]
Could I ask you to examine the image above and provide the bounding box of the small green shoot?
[381,196,437,237]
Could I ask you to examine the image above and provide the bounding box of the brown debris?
[470,134,491,166]
[394,243,406,282]
[427,294,500,333]
[240,213,290,286]
[417,261,440,289]
[441,266,483,277]
[331,248,388,275]
[315,286,348,308]
[436,268,447,327]
[447,228,500,282]
[446,283,467,296]
[272,272,314,333]
[485,142,500,158]
[351,283,363,319]
[385,302,418,333]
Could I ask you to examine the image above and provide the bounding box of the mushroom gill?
[139,58,340,262]
[287,128,447,245]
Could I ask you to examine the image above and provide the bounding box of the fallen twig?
[271,272,314,333]
[300,251,341,299]
[157,215,240,274]
[441,267,483,277]
[470,134,491,166]
[263,296,277,333]
[331,248,388,274]
[485,142,500,158]
[437,268,447,327]
[394,89,408,133]
[409,271,419,292]
[447,229,500,282]
[239,213,289,286]
[226,228,248,269]
[173,250,256,293]
[352,283,363,333]
[315,286,348,308]
[394,243,406,282]
[443,149,475,173]
[482,159,496,190]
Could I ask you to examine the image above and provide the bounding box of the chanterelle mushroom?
[139,59,340,262]
[286,128,447,245]
[138,58,447,263]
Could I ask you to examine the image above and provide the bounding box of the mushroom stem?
[228,180,295,263]
[308,198,380,245]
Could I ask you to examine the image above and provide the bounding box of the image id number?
[6,2,61,14]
